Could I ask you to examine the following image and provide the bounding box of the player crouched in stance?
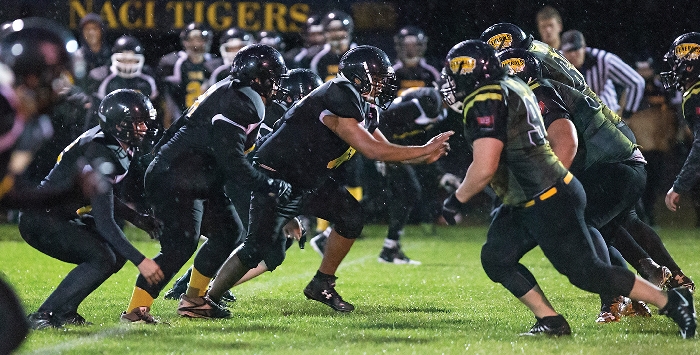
[19,89,165,329]
[439,40,696,338]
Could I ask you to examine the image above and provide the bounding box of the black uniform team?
[1,8,699,352]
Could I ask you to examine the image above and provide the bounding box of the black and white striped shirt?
[580,47,645,116]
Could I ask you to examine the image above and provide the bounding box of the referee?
[560,30,645,119]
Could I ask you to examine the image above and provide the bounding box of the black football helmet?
[303,14,325,46]
[110,35,145,78]
[276,68,322,106]
[394,26,428,63]
[496,48,542,83]
[0,17,77,112]
[661,32,700,91]
[339,45,398,109]
[219,27,255,65]
[98,89,156,148]
[480,23,533,51]
[441,40,505,106]
[230,44,288,99]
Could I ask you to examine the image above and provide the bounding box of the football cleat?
[666,271,695,293]
[221,290,237,304]
[62,312,92,326]
[659,287,697,339]
[378,245,421,265]
[521,315,572,336]
[609,296,631,319]
[595,311,618,324]
[27,311,62,330]
[637,258,672,288]
[621,300,652,318]
[120,306,158,324]
[177,294,231,319]
[303,275,354,312]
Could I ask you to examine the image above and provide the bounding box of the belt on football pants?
[523,172,573,208]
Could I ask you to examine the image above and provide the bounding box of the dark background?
[1,0,699,71]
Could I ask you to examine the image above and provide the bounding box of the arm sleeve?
[210,119,271,190]
[90,187,146,266]
[463,92,508,142]
[674,94,700,193]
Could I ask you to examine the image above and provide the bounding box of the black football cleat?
[659,287,696,339]
[521,315,572,336]
[62,311,92,326]
[303,276,354,312]
[27,311,62,330]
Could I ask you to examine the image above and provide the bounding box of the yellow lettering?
[185,81,203,108]
[100,1,119,29]
[194,1,206,23]
[69,0,90,29]
[166,1,186,28]
[188,71,205,81]
[327,147,356,169]
[288,3,309,32]
[207,1,232,30]
[238,2,261,31]
[145,1,156,28]
[119,1,143,29]
[264,3,287,31]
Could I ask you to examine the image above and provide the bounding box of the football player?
[19,89,164,329]
[182,45,451,317]
[161,68,322,303]
[481,22,695,293]
[392,26,441,94]
[498,48,685,323]
[0,16,106,353]
[207,27,255,87]
[121,44,291,322]
[157,22,216,128]
[439,39,695,338]
[664,33,700,245]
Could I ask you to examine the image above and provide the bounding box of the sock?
[383,238,398,249]
[346,186,363,201]
[126,287,154,313]
[186,267,211,298]
[316,218,330,233]
[314,270,335,280]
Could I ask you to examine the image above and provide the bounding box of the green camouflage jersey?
[529,40,626,130]
[462,75,568,206]
[530,79,636,175]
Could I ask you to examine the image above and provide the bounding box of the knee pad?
[333,213,364,240]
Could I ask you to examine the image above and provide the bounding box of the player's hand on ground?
[665,187,681,212]
[283,217,307,248]
[137,258,164,285]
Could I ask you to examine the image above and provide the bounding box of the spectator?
[535,5,563,50]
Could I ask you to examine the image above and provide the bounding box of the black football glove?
[135,213,164,240]
[265,178,292,204]
[442,193,463,225]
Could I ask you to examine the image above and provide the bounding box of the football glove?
[442,193,463,225]
[264,178,292,204]
[439,173,462,193]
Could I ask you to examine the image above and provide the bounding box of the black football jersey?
[392,59,441,95]
[152,77,269,190]
[158,51,214,112]
[379,87,444,146]
[253,77,370,189]
[674,81,700,192]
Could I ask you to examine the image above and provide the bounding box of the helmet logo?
[449,56,476,75]
[502,58,525,73]
[675,43,700,60]
[486,34,512,49]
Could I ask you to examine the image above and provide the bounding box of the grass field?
[2,222,700,354]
